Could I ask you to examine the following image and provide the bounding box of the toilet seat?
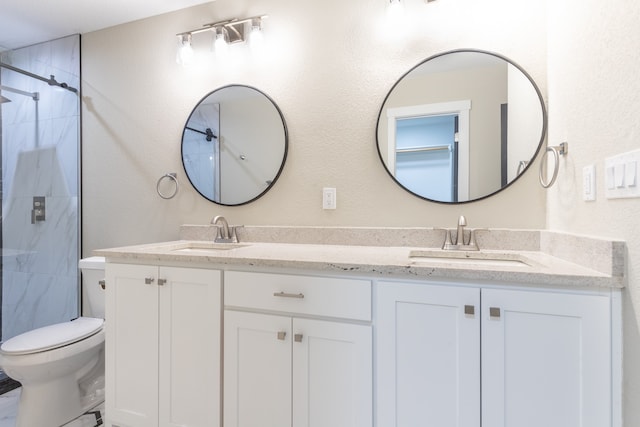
[0,317,104,355]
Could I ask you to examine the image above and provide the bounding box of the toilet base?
[16,375,84,427]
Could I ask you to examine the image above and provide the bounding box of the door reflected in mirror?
[376,49,547,203]
[182,85,288,205]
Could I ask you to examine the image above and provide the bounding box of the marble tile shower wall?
[0,35,80,340]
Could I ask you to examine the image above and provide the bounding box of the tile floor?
[0,388,104,427]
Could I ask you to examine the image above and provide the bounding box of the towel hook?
[157,173,179,199]
[539,142,568,188]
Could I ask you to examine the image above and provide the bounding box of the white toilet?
[0,256,106,427]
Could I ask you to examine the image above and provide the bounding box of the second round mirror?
[377,49,547,203]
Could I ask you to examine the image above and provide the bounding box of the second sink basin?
[409,249,533,268]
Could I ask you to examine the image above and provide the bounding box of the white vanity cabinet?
[376,281,613,427]
[223,270,373,427]
[105,263,222,427]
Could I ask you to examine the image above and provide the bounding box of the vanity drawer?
[224,271,371,321]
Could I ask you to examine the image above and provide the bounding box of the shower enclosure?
[0,35,81,390]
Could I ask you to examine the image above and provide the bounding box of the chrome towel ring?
[157,173,179,199]
[539,142,568,188]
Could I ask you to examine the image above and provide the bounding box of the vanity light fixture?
[176,15,267,63]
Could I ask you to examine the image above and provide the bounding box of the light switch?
[614,163,625,188]
[626,160,637,187]
[606,165,616,190]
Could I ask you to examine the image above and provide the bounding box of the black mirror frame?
[375,49,548,204]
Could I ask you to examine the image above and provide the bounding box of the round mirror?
[182,85,288,205]
[376,49,547,203]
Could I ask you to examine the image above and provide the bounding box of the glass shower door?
[0,35,81,369]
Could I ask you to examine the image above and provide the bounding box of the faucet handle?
[213,224,224,241]
[229,225,244,243]
[436,228,454,250]
[466,228,486,251]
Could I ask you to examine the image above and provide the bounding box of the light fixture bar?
[176,14,268,38]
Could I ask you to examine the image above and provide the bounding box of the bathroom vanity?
[96,226,624,427]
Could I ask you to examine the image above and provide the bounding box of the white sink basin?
[409,249,533,267]
[169,242,249,254]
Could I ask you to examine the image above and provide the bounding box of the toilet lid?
[0,317,104,355]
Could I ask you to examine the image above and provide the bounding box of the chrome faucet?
[211,215,242,243]
[442,215,480,251]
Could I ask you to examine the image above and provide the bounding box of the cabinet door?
[159,267,222,427]
[482,289,611,427]
[224,311,292,427]
[376,282,480,427]
[292,318,372,427]
[105,263,160,427]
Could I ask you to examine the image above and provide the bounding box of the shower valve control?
[31,196,45,224]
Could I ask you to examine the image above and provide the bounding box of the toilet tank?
[79,256,106,319]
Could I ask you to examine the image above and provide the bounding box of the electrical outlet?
[583,165,596,201]
[322,187,336,210]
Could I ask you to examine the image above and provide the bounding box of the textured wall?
[81,0,548,254]
[546,0,640,423]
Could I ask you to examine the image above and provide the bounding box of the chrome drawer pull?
[294,334,303,343]
[490,307,501,318]
[157,279,167,286]
[273,291,305,299]
[277,331,286,341]
[464,305,475,315]
[145,277,155,285]
[99,280,106,290]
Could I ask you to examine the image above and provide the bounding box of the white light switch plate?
[605,149,640,199]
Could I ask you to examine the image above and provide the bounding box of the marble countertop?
[94,226,626,289]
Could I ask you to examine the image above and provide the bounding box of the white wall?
[546,0,640,424]
[81,0,548,254]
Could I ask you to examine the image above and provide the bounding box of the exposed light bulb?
[248,18,264,51]
[387,0,404,23]
[176,34,194,66]
[213,27,229,56]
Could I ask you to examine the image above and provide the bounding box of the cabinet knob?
[277,331,287,341]
[145,277,155,285]
[489,307,501,318]
[99,280,106,290]
[294,334,303,343]
[464,305,475,315]
[158,279,167,286]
